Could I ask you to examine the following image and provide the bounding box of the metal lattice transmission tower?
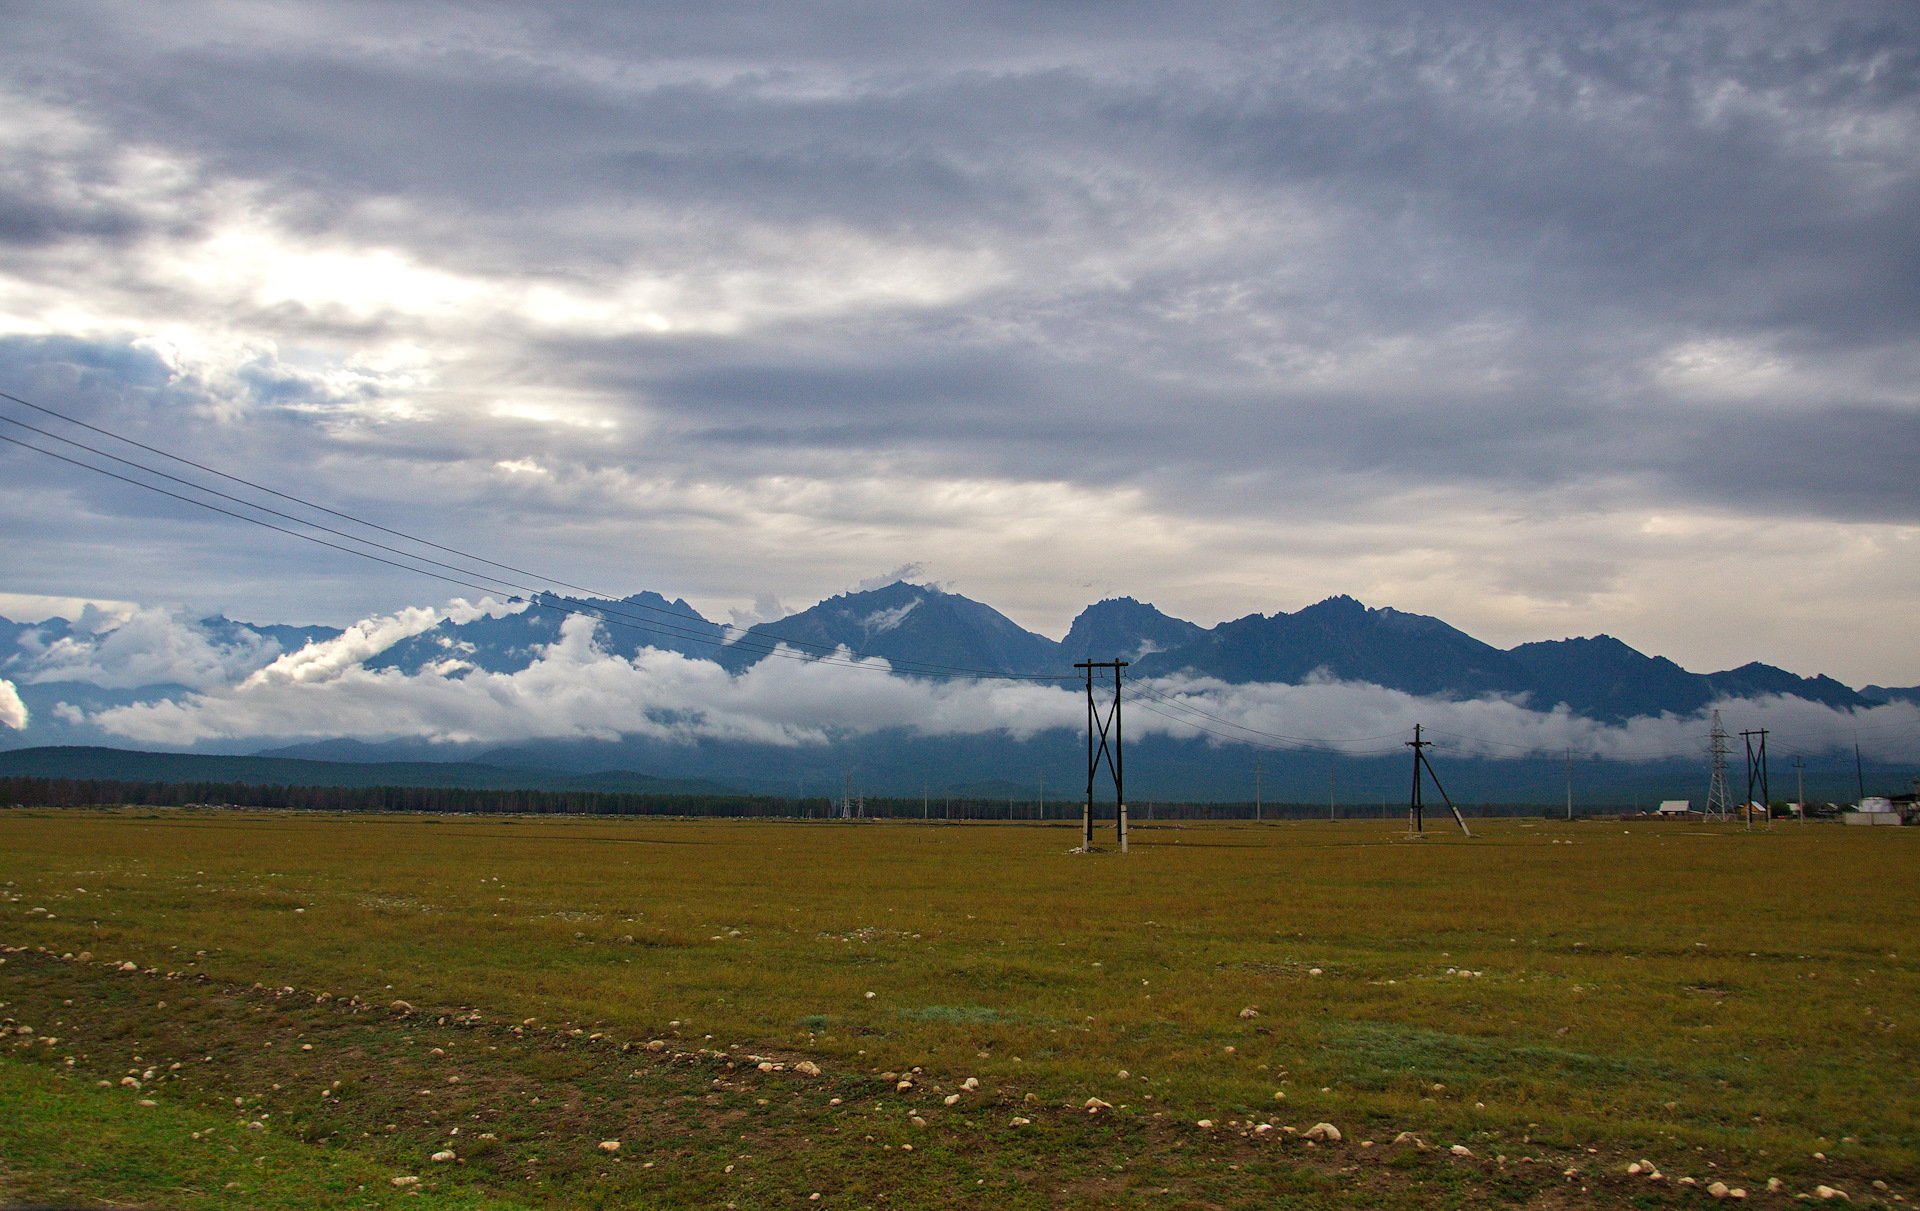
[1704,709,1732,820]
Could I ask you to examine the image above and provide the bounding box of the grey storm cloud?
[0,0,1916,683]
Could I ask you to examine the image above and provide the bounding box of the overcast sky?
[2,0,1916,685]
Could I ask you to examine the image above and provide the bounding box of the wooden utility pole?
[1407,724,1471,837]
[1076,660,1128,853]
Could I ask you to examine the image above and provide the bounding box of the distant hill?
[0,746,737,795]
[1060,597,1203,663]
[364,591,725,675]
[1861,684,1920,706]
[715,581,1067,676]
[1132,595,1882,723]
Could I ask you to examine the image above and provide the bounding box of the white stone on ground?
[1306,1123,1342,1142]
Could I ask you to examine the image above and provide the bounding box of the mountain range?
[2,581,1913,802]
[378,581,1891,722]
[2,581,1905,730]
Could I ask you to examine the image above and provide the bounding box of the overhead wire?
[0,430,1064,680]
[1119,682,1412,751]
[7,387,1911,762]
[0,395,1078,682]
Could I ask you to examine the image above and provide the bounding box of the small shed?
[1657,800,1693,815]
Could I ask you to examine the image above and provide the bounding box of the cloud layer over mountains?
[3,587,1914,770]
[1,2,1916,686]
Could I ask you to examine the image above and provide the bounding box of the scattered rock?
[1815,1187,1848,1202]
[1393,1132,1418,1145]
[1305,1123,1342,1143]
[758,1062,775,1073]
[1731,1189,1747,1199]
[1308,968,1323,976]
[961,1077,978,1090]
[896,1080,913,1092]
[1011,1116,1030,1126]
[909,1116,927,1128]
[431,1150,455,1163]
[1769,1179,1785,1193]
[794,1060,821,1077]
[598,1141,621,1154]
[1084,1098,1112,1111]
[944,1094,961,1106]
[1710,1181,1730,1198]
[391,1176,418,1187]
[138,1099,157,1107]
[1272,1090,1286,1100]
[390,1000,412,1013]
[864,991,876,999]
[1452,1145,1474,1157]
[645,1040,666,1052]
[1239,1007,1260,1019]
[1197,1120,1215,1129]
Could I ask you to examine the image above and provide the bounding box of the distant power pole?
[1038,769,1044,821]
[923,784,929,820]
[1406,724,1472,837]
[1855,741,1867,805]
[1328,759,1336,822]
[1565,746,1573,821]
[1740,729,1771,830]
[1254,754,1262,823]
[1793,757,1805,824]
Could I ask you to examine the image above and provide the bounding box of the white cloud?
[726,591,789,631]
[11,605,280,690]
[859,597,922,636]
[0,679,27,729]
[244,597,525,686]
[66,598,1919,762]
[1132,673,1920,763]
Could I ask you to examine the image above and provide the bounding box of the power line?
[0,395,1078,683]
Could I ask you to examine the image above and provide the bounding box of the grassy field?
[1,809,1914,1209]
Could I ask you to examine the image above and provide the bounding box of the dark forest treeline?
[0,775,823,817]
[2,774,1587,820]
